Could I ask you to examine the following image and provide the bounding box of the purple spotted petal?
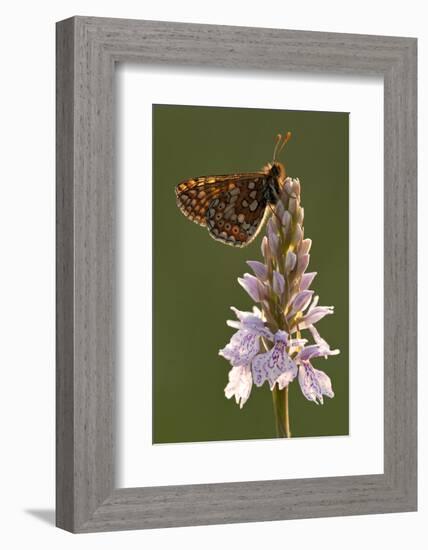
[297,344,324,362]
[251,330,297,389]
[298,363,334,404]
[226,307,273,340]
[219,329,260,368]
[224,366,252,408]
[276,369,296,390]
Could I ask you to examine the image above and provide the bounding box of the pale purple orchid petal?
[300,238,312,255]
[300,272,317,291]
[299,306,334,329]
[224,366,252,408]
[295,253,310,278]
[247,260,268,281]
[272,270,285,297]
[261,236,270,260]
[251,330,297,389]
[226,319,273,341]
[291,290,314,313]
[315,368,334,399]
[267,223,279,256]
[291,178,301,196]
[298,363,334,404]
[284,178,295,196]
[277,369,296,390]
[297,344,324,362]
[226,306,265,332]
[219,329,260,368]
[288,198,297,214]
[308,295,319,311]
[282,210,292,232]
[291,223,303,246]
[285,250,297,273]
[308,325,340,357]
[275,201,285,219]
[238,274,266,302]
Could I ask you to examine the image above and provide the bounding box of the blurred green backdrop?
[152,104,349,443]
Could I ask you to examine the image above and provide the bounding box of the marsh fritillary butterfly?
[175,132,292,247]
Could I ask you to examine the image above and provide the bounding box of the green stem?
[272,385,291,438]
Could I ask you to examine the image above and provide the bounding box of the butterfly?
[175,132,292,247]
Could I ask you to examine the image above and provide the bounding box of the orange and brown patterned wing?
[175,173,262,227]
[204,175,270,247]
[176,176,230,226]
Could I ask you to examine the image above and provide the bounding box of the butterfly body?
[176,160,286,247]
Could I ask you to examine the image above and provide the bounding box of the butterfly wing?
[204,175,270,247]
[175,173,263,227]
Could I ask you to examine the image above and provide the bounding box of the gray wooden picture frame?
[56,16,417,533]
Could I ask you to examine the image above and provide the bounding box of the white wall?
[0,1,424,548]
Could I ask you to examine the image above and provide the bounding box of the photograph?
[153,104,349,443]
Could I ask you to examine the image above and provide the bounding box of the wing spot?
[241,199,249,208]
[248,181,256,190]
[249,200,258,212]
[237,213,245,223]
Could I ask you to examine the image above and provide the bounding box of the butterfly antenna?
[272,133,282,161]
[277,131,292,158]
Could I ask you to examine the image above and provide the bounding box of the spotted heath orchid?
[219,177,340,437]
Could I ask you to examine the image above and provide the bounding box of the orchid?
[219,177,340,437]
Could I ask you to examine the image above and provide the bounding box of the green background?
[152,104,349,443]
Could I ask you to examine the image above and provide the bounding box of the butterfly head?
[267,131,292,187]
[269,161,286,180]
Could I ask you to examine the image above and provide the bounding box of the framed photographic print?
[56,17,417,532]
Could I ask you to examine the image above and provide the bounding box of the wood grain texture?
[56,16,417,533]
